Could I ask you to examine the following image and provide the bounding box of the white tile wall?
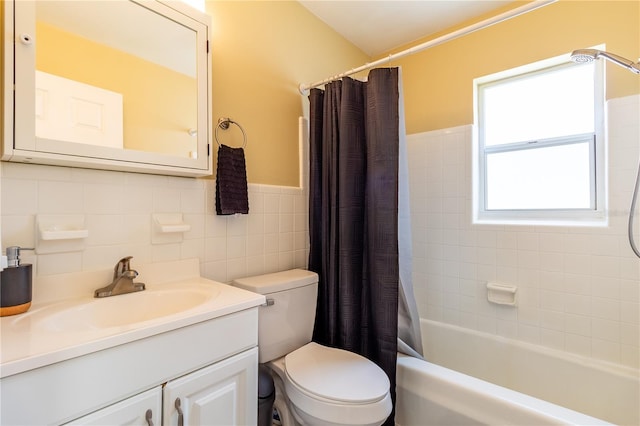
[1,163,309,287]
[2,96,637,370]
[408,95,640,369]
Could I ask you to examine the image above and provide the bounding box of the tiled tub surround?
[407,94,640,370]
[0,166,309,287]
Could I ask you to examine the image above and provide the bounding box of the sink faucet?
[94,256,145,298]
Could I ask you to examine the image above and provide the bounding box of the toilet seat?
[281,342,392,425]
[285,342,389,404]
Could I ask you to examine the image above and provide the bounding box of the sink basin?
[0,258,266,380]
[16,283,219,333]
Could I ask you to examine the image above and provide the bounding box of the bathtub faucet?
[94,256,145,298]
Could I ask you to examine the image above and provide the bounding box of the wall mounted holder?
[152,213,191,244]
[486,282,517,306]
[36,215,88,254]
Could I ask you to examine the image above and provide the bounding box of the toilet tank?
[233,269,318,363]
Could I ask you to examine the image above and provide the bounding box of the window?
[474,54,605,225]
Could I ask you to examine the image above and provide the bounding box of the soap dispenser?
[0,246,34,316]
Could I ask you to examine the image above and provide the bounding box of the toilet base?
[267,362,301,426]
[266,361,349,426]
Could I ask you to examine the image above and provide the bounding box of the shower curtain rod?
[299,0,557,95]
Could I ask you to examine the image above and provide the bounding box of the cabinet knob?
[19,34,34,45]
[145,409,154,426]
[175,398,184,426]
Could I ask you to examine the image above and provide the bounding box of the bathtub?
[395,319,639,426]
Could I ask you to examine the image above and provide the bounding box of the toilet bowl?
[281,342,391,426]
[233,270,392,426]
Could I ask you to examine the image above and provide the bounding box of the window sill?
[473,214,608,228]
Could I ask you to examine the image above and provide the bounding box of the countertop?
[0,260,265,378]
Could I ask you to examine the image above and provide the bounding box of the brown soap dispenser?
[0,246,34,317]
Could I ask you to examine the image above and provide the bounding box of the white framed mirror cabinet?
[3,0,212,177]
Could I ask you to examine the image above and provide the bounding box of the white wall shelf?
[152,213,191,244]
[36,215,88,254]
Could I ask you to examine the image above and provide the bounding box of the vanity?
[0,259,265,425]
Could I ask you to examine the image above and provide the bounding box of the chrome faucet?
[94,256,145,298]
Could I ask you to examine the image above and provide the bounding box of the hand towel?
[215,144,249,215]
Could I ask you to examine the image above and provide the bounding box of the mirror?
[3,0,212,176]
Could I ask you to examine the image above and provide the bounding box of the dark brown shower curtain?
[308,68,399,425]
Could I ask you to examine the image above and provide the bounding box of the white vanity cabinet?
[65,348,257,426]
[1,309,260,425]
[164,348,258,425]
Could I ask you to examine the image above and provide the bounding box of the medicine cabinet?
[3,0,212,177]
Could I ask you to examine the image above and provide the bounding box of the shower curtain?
[308,67,422,426]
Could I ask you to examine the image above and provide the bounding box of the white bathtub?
[395,319,639,426]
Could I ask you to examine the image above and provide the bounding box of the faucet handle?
[113,256,134,279]
[123,269,138,279]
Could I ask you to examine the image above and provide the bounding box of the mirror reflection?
[34,0,199,158]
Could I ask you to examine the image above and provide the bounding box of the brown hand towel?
[215,144,249,215]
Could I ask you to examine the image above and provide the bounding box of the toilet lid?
[284,342,390,404]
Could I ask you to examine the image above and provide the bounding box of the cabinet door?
[64,387,162,426]
[163,347,258,426]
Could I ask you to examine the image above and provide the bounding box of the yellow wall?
[381,0,640,134]
[207,0,369,186]
[210,0,639,183]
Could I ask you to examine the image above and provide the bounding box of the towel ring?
[215,117,247,149]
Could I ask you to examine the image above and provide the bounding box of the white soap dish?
[39,227,89,241]
[486,282,517,306]
[152,214,190,244]
[153,214,191,233]
[36,215,88,254]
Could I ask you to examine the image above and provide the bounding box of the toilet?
[233,269,392,426]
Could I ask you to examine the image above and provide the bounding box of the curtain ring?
[215,117,247,149]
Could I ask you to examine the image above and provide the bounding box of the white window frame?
[473,51,606,226]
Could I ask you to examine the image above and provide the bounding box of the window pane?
[483,64,594,147]
[486,142,592,210]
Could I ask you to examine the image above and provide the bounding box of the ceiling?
[298,0,513,57]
